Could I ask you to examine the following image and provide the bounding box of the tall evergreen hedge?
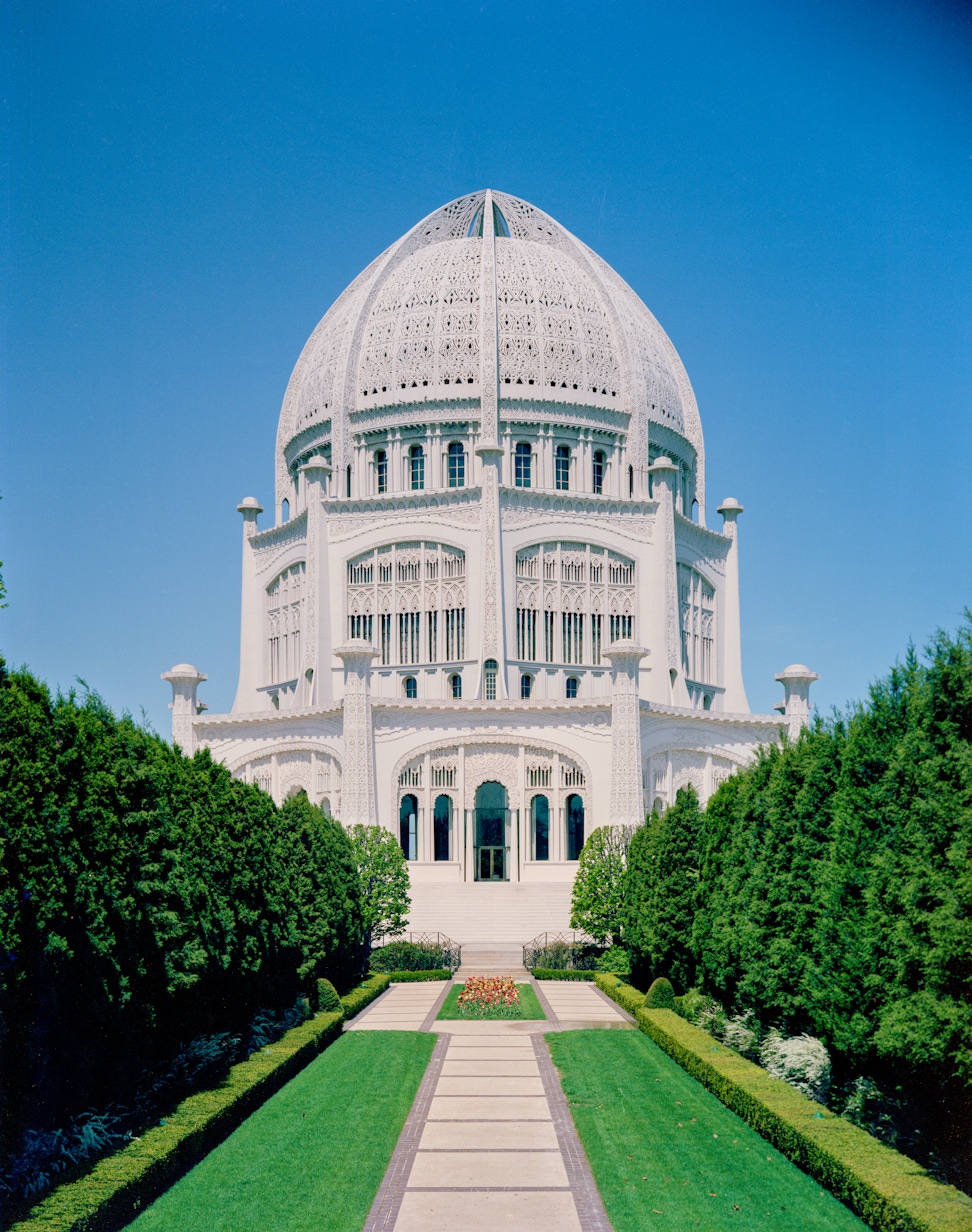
[624,621,972,1184]
[0,660,363,1161]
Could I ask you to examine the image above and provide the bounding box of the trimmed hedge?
[8,1009,344,1232]
[315,978,342,1012]
[534,968,596,981]
[340,972,391,1019]
[594,972,646,1016]
[631,1004,972,1232]
[385,969,451,982]
[644,976,676,1009]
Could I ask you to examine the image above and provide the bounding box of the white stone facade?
[165,190,812,945]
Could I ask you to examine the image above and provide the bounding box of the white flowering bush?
[759,1029,831,1104]
[721,1010,760,1059]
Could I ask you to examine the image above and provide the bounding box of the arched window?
[531,794,549,861]
[474,781,508,880]
[628,465,634,498]
[346,464,352,498]
[566,793,585,860]
[566,676,579,699]
[450,673,462,699]
[320,796,331,817]
[409,445,424,491]
[403,676,417,699]
[399,794,418,861]
[592,449,605,495]
[555,445,570,491]
[281,498,290,523]
[483,658,498,701]
[447,442,465,488]
[514,442,532,488]
[375,449,388,494]
[520,673,533,699]
[433,794,451,861]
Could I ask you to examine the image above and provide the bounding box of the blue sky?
[2,0,970,734]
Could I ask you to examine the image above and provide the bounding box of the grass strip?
[9,1010,345,1232]
[124,1031,434,1232]
[548,1029,868,1232]
[436,982,546,1020]
[595,976,972,1232]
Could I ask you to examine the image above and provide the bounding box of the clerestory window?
[448,442,465,488]
[375,450,388,494]
[409,445,425,491]
[555,445,570,491]
[514,442,532,488]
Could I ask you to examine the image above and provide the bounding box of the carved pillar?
[605,641,648,825]
[477,189,507,693]
[717,497,749,712]
[774,664,819,739]
[301,457,332,706]
[335,641,378,825]
[233,496,263,712]
[648,457,686,705]
[162,664,207,753]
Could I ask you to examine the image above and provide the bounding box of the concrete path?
[346,981,450,1032]
[362,1030,612,1232]
[539,980,633,1029]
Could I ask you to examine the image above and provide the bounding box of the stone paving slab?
[427,1094,551,1120]
[434,1075,546,1096]
[407,1149,569,1188]
[418,1120,560,1150]
[440,1059,540,1076]
[394,1190,582,1232]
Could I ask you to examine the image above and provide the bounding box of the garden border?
[594,975,972,1232]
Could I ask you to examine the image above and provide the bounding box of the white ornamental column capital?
[161,664,207,753]
[774,664,819,739]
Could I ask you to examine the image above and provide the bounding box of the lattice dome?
[276,190,703,505]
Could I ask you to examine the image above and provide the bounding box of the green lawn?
[547,1030,868,1232]
[436,982,546,1020]
[126,1031,435,1232]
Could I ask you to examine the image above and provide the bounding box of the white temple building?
[164,190,816,944]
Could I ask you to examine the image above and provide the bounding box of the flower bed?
[457,977,521,1018]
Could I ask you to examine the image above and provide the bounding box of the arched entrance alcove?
[474,781,508,880]
[566,793,585,861]
[400,793,418,861]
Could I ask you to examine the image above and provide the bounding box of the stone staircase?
[454,945,530,980]
[405,879,573,946]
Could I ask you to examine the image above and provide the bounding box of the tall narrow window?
[610,614,633,642]
[555,445,570,491]
[400,794,418,860]
[399,613,420,663]
[591,613,602,664]
[445,608,465,660]
[592,450,604,495]
[427,610,438,661]
[447,442,465,488]
[531,795,549,861]
[566,794,585,859]
[375,450,388,494]
[433,795,451,861]
[346,465,352,497]
[514,442,532,488]
[380,614,391,665]
[566,676,579,699]
[403,676,417,699]
[409,445,425,490]
[450,673,462,699]
[516,607,537,660]
[628,465,634,497]
[520,673,533,699]
[348,614,373,642]
[544,611,555,662]
[483,658,498,701]
[562,612,584,663]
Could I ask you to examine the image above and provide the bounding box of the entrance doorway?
[474,781,509,880]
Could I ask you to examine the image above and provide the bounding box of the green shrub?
[340,973,390,1019]
[315,978,341,1012]
[595,946,631,975]
[369,941,451,972]
[594,972,645,1016]
[534,968,595,981]
[634,1007,972,1232]
[8,1010,344,1232]
[384,969,451,982]
[644,977,676,1009]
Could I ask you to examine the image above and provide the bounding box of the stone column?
[605,641,648,825]
[648,457,686,705]
[162,664,207,753]
[233,496,264,712]
[774,665,819,739]
[717,497,749,712]
[301,457,332,706]
[335,640,378,825]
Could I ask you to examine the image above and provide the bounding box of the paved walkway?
[540,980,634,1028]
[346,981,450,1032]
[362,1030,612,1232]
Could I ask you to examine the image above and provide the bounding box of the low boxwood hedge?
[384,969,451,982]
[340,972,391,1018]
[533,968,596,981]
[594,977,972,1232]
[594,971,646,1015]
[9,1009,345,1232]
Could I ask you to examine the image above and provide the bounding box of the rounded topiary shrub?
[316,978,342,1013]
[644,977,676,1009]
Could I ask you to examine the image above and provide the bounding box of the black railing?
[522,930,604,971]
[370,931,462,973]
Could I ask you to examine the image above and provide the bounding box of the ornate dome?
[276,190,704,508]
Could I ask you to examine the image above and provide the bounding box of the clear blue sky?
[2,0,970,735]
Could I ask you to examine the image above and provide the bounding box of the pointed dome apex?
[276,190,704,510]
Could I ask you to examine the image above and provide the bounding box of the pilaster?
[605,641,649,825]
[233,497,264,711]
[335,640,378,825]
[717,497,749,712]
[648,457,686,705]
[301,456,333,705]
